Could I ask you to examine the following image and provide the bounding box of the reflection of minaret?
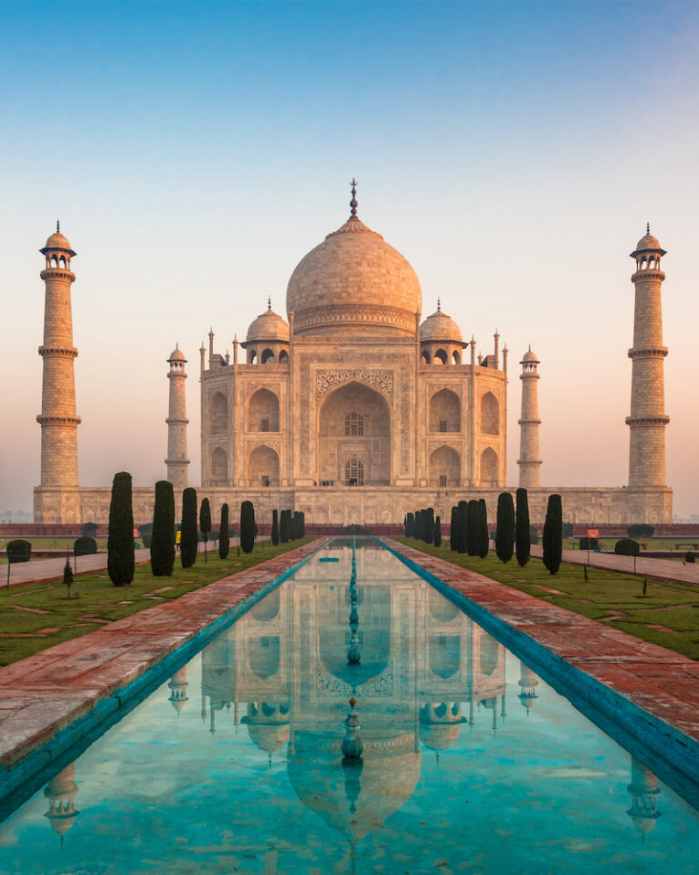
[627,756,661,839]
[242,702,290,767]
[44,763,80,846]
[168,667,189,714]
[518,662,539,715]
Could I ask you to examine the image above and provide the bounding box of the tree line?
[105,472,305,586]
[405,489,564,574]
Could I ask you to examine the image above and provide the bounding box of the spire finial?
[176,342,179,350]
[647,222,650,235]
[56,220,60,233]
[267,296,272,311]
[437,297,441,312]
[349,178,358,217]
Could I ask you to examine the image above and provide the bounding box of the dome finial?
[56,220,60,233]
[267,296,272,311]
[437,297,441,312]
[647,222,650,235]
[349,178,358,217]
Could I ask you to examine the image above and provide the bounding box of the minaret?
[165,345,189,488]
[517,347,542,487]
[37,224,80,487]
[627,226,669,487]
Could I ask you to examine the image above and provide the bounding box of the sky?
[1,0,698,517]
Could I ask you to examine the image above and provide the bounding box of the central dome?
[286,213,422,337]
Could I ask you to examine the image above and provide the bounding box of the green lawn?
[0,539,314,666]
[394,538,699,660]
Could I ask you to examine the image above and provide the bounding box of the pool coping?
[381,538,699,806]
[0,538,328,808]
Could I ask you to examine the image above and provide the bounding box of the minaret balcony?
[627,347,668,359]
[38,345,78,358]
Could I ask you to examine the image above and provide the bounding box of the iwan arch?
[33,191,672,526]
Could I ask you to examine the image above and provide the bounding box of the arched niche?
[480,447,498,486]
[452,350,461,364]
[429,388,461,432]
[434,348,448,365]
[248,636,280,680]
[261,348,275,364]
[479,634,500,677]
[249,445,280,487]
[429,445,461,488]
[317,381,390,485]
[210,446,228,484]
[279,349,289,364]
[429,634,461,679]
[429,588,460,623]
[210,392,228,434]
[481,392,499,435]
[421,349,431,365]
[248,388,280,432]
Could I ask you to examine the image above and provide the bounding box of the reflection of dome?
[420,308,462,343]
[287,211,422,337]
[44,764,80,843]
[287,729,421,842]
[419,703,464,751]
[243,703,291,757]
[246,304,290,342]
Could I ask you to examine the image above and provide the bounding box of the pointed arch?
[210,446,228,484]
[480,447,498,486]
[249,445,280,487]
[429,445,461,488]
[481,392,499,435]
[429,388,461,432]
[248,388,279,432]
[210,392,228,434]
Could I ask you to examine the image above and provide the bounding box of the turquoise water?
[1,539,699,874]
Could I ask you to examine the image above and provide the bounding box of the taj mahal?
[33,184,672,526]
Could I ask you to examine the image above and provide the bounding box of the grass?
[393,538,699,660]
[0,539,314,666]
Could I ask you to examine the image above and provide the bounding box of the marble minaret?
[37,224,80,487]
[165,346,190,488]
[517,347,542,487]
[627,226,669,487]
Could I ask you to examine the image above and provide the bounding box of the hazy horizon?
[2,0,698,517]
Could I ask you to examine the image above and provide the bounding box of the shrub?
[405,512,414,538]
[615,538,640,557]
[562,521,574,539]
[495,492,515,563]
[542,494,563,575]
[449,506,457,548]
[467,500,479,556]
[199,498,212,562]
[478,499,489,558]
[686,550,696,564]
[241,501,256,553]
[143,533,152,548]
[74,536,97,557]
[425,507,435,545]
[138,523,153,538]
[63,556,74,598]
[6,540,31,564]
[180,487,198,569]
[271,509,280,546]
[628,524,654,539]
[579,537,600,551]
[456,501,468,554]
[151,480,175,576]
[529,525,540,546]
[280,509,290,544]
[81,522,99,538]
[515,488,531,567]
[219,503,230,559]
[107,472,135,586]
[299,511,306,538]
[434,516,442,547]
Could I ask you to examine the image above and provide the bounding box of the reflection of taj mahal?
[33,190,672,524]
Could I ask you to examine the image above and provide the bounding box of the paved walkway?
[0,539,324,789]
[531,544,699,585]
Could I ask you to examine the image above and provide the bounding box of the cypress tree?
[151,480,175,576]
[449,506,458,550]
[271,509,280,546]
[219,503,230,559]
[406,512,414,538]
[280,508,290,543]
[108,472,135,586]
[300,511,306,537]
[292,511,301,540]
[515,487,531,567]
[199,498,212,563]
[240,501,256,553]
[495,492,515,564]
[543,493,563,575]
[425,507,435,545]
[456,501,468,553]
[63,555,74,598]
[434,515,442,548]
[478,499,489,558]
[466,500,479,556]
[180,487,198,569]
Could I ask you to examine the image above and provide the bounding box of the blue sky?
[1,0,698,514]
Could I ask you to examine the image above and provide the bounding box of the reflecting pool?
[1,539,699,874]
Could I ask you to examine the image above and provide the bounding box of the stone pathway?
[0,539,323,787]
[384,539,699,787]
[531,544,699,586]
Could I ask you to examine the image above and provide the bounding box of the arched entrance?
[318,381,391,485]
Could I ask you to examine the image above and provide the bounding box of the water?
[1,538,699,874]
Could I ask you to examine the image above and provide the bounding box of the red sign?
[587,529,599,538]
[133,528,139,538]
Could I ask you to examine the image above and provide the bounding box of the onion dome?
[286,183,422,337]
[419,302,463,344]
[631,224,666,256]
[246,300,290,343]
[40,221,76,256]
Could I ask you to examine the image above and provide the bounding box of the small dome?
[246,305,290,343]
[522,348,538,363]
[168,347,186,362]
[635,232,661,252]
[420,307,462,343]
[40,224,76,256]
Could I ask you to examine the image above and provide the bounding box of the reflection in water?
[36,539,668,864]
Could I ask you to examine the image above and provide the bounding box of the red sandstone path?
[2,536,699,805]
